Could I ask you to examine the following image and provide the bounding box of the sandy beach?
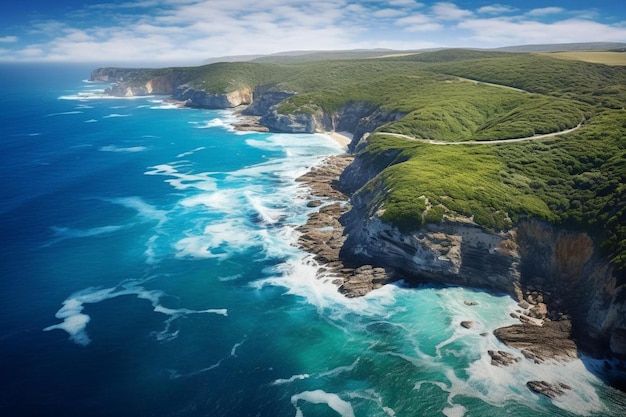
[325,131,353,149]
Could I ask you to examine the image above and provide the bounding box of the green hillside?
[109,49,626,271]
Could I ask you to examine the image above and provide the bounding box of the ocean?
[0,63,624,416]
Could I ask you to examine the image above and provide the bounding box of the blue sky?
[1,1,625,64]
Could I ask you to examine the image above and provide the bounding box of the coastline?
[228,105,584,364]
[230,107,353,150]
[295,154,391,297]
[324,131,353,150]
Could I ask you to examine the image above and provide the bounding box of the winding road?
[379,123,583,146]
[378,76,583,145]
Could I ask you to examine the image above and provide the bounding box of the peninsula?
[91,46,626,390]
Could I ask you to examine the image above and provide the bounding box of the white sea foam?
[442,404,467,417]
[149,101,179,110]
[99,145,147,153]
[198,118,225,128]
[84,119,98,123]
[291,390,355,417]
[177,147,205,158]
[145,164,217,192]
[46,225,127,246]
[271,374,311,386]
[174,219,255,260]
[192,112,239,131]
[58,92,147,100]
[179,189,237,211]
[219,274,242,282]
[45,111,83,117]
[103,113,131,118]
[44,285,227,346]
[253,255,399,319]
[170,338,245,379]
[109,196,168,226]
[244,190,284,224]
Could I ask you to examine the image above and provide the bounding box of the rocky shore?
[295,154,392,297]
[294,150,607,399]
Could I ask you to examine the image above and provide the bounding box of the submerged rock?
[460,321,474,329]
[488,350,521,367]
[526,380,572,398]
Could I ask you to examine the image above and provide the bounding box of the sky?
[0,0,625,65]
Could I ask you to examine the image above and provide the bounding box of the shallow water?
[0,64,624,416]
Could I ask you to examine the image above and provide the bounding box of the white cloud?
[0,0,624,63]
[477,4,517,15]
[458,17,626,47]
[372,8,407,18]
[387,0,425,7]
[526,7,565,17]
[431,2,473,21]
[396,13,443,32]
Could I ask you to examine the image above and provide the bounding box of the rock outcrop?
[173,85,253,108]
[526,380,572,398]
[494,320,578,363]
[241,86,296,116]
[260,107,332,133]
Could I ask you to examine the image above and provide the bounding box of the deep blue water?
[0,64,624,417]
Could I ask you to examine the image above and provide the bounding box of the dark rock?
[494,320,577,363]
[526,380,572,398]
[460,321,474,329]
[488,350,521,367]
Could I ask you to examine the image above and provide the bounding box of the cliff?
[90,67,252,108]
[334,141,626,359]
[173,85,253,108]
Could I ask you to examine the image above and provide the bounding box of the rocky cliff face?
[336,145,626,358]
[339,177,522,296]
[516,220,626,356]
[260,108,332,133]
[241,86,295,116]
[173,85,253,108]
[257,99,405,137]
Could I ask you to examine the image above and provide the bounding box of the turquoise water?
[0,64,624,416]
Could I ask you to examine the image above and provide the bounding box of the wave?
[244,190,285,224]
[102,113,131,118]
[145,163,217,192]
[109,196,168,226]
[176,147,205,158]
[168,338,245,379]
[291,390,355,417]
[99,145,147,153]
[44,111,83,117]
[44,284,227,346]
[58,92,148,100]
[45,225,127,247]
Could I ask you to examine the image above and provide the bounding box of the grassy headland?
[103,49,626,271]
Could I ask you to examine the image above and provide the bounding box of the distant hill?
[203,43,626,64]
[493,42,626,53]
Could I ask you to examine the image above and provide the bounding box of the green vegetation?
[541,51,626,66]
[114,49,626,271]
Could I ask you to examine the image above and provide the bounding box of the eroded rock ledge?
[295,155,393,297]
